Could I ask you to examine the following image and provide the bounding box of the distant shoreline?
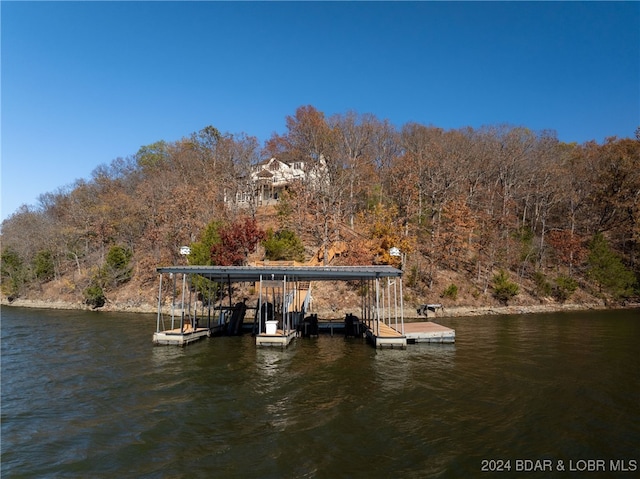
[3,297,634,320]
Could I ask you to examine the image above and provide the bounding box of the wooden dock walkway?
[365,321,407,349]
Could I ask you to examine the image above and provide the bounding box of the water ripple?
[1,307,639,477]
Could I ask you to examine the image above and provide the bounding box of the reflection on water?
[255,346,295,377]
[151,341,188,365]
[374,348,412,391]
[1,307,639,478]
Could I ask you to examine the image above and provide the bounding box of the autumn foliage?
[210,217,265,266]
[1,107,639,307]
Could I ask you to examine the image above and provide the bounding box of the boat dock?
[152,264,455,349]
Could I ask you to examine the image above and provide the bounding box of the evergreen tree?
[587,233,636,301]
[553,275,578,303]
[262,228,305,262]
[83,280,106,309]
[187,220,224,300]
[1,248,27,298]
[102,245,133,287]
[33,250,55,282]
[492,270,519,305]
[188,220,223,266]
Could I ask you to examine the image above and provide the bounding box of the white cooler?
[265,320,278,335]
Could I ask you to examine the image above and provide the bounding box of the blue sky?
[2,1,639,221]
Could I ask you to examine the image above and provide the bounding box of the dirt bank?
[1,297,158,315]
[3,296,623,320]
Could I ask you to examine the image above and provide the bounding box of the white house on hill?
[252,158,305,204]
[236,157,327,206]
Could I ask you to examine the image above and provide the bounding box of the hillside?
[0,255,615,319]
[0,215,615,319]
[2,108,638,313]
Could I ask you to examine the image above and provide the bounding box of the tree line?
[2,106,638,307]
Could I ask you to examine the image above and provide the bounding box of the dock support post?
[391,278,398,333]
[156,273,163,333]
[258,274,263,335]
[180,273,186,333]
[387,278,391,327]
[207,283,212,331]
[399,277,404,335]
[188,275,194,328]
[375,277,380,337]
[283,275,288,334]
[170,273,176,330]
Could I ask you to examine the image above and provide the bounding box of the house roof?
[255,158,274,167]
[256,169,274,178]
[254,157,301,169]
[156,265,403,282]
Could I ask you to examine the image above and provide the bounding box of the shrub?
[187,220,223,299]
[1,248,27,298]
[34,250,55,282]
[84,282,106,309]
[442,283,458,300]
[405,265,419,288]
[102,245,133,287]
[83,245,132,308]
[514,226,535,263]
[262,228,305,262]
[533,271,552,298]
[492,270,519,304]
[188,220,223,266]
[211,217,266,265]
[553,275,578,303]
[587,233,637,301]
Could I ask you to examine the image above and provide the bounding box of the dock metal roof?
[156,265,403,282]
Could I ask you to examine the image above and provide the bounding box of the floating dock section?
[364,321,455,347]
[153,326,211,346]
[255,328,297,347]
[403,321,455,343]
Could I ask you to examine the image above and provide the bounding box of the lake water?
[1,306,639,478]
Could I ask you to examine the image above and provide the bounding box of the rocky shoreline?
[3,296,628,320]
[1,298,159,315]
